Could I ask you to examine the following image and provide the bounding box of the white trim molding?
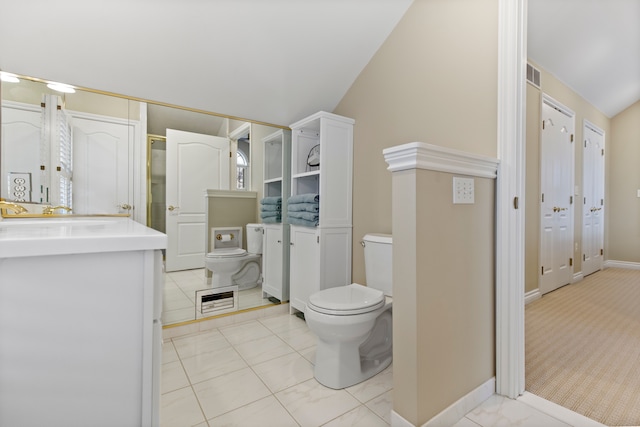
[495,0,527,399]
[422,377,495,427]
[572,272,584,283]
[605,260,640,270]
[382,142,499,178]
[524,289,541,305]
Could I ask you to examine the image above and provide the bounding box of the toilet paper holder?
[216,233,235,241]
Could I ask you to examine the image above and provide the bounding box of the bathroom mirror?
[1,73,285,325]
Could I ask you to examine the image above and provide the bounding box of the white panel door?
[165,129,229,272]
[72,117,134,215]
[582,122,605,277]
[539,98,574,295]
[1,103,43,203]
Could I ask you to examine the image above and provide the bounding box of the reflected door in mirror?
[71,115,136,215]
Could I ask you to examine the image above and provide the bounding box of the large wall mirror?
[1,72,285,326]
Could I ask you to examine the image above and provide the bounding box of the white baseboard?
[572,272,584,283]
[605,260,640,270]
[421,377,495,427]
[524,289,541,305]
[391,411,415,427]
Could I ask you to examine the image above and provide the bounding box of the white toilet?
[205,224,263,290]
[305,233,393,389]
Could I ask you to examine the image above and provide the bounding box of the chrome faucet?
[43,205,73,215]
[0,201,28,214]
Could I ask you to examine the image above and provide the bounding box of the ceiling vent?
[527,63,541,88]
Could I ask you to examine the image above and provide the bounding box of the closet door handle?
[168,205,179,211]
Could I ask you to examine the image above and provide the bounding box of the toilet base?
[309,307,392,389]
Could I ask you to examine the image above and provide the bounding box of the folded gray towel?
[261,196,282,205]
[287,211,319,222]
[288,216,318,227]
[288,193,319,204]
[287,202,318,213]
[262,216,281,224]
[260,210,281,218]
[261,204,281,212]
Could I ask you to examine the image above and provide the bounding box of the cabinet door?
[262,226,284,300]
[289,226,319,313]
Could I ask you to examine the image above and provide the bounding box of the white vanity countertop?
[0,217,167,258]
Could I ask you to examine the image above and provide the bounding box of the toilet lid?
[206,248,247,258]
[307,284,385,315]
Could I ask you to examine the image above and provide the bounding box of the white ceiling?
[528,0,640,118]
[2,1,636,124]
[0,0,413,127]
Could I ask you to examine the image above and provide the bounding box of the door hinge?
[602,149,604,156]
[541,266,544,275]
[229,151,232,158]
[601,199,604,206]
[584,197,586,205]
[584,140,587,148]
[569,258,573,266]
[40,165,46,170]
[570,196,573,204]
[583,254,586,261]
[570,134,574,142]
[513,196,519,209]
[542,120,545,130]
[601,249,604,256]
[541,193,545,203]
[317,236,319,244]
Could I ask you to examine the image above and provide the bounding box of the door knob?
[119,203,132,210]
[168,205,179,211]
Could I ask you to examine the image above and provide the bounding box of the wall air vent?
[527,63,541,88]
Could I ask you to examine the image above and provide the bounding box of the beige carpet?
[526,268,640,426]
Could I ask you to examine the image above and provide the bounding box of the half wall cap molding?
[383,142,499,179]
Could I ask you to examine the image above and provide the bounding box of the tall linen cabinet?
[261,129,292,302]
[288,111,354,314]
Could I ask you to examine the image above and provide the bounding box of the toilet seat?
[206,248,247,258]
[307,284,385,316]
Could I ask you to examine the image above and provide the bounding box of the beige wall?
[609,100,640,262]
[334,0,498,424]
[335,0,498,285]
[524,63,610,293]
[393,169,495,424]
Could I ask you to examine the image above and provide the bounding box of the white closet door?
[582,122,605,276]
[539,97,575,295]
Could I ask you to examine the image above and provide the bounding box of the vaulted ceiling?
[0,0,413,126]
[528,0,640,118]
[1,1,636,124]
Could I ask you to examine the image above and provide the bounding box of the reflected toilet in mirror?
[205,224,263,290]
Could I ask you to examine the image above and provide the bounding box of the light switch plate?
[453,177,474,204]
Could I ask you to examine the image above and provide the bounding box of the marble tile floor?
[161,311,606,427]
[162,268,275,325]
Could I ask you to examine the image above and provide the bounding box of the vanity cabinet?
[261,129,291,302]
[0,218,166,427]
[288,111,354,314]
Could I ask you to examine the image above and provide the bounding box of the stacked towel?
[260,196,282,223]
[287,193,319,227]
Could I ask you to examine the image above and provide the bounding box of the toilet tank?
[246,223,263,254]
[363,233,393,296]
